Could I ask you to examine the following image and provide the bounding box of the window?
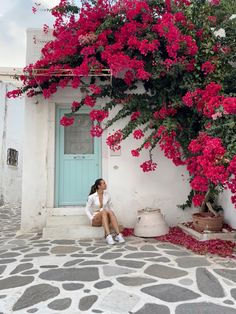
[7,148,18,167]
[64,114,94,154]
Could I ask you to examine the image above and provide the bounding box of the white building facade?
[20,29,236,235]
[0,80,24,205]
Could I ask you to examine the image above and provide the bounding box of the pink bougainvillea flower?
[144,142,151,149]
[90,125,103,137]
[71,77,81,89]
[89,84,102,95]
[190,176,209,192]
[211,111,222,120]
[192,194,205,207]
[84,95,96,107]
[60,116,75,127]
[131,111,141,121]
[207,15,217,25]
[131,149,140,157]
[209,0,221,6]
[201,61,215,75]
[133,129,144,139]
[6,89,22,98]
[140,160,157,172]
[222,97,236,114]
[106,130,123,151]
[71,101,80,110]
[43,24,49,34]
[89,110,108,122]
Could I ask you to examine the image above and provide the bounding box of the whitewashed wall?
[0,82,24,205]
[21,82,197,232]
[21,29,196,232]
[21,96,49,232]
[219,190,236,229]
[21,29,236,232]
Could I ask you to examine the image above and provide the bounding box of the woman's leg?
[92,212,110,235]
[92,212,114,244]
[92,212,102,227]
[106,210,120,234]
[101,211,111,236]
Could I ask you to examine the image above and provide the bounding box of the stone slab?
[99,290,140,313]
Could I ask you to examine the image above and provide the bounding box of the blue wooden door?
[55,108,101,206]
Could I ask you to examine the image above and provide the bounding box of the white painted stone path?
[0,204,236,314]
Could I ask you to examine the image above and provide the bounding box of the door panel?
[55,108,101,206]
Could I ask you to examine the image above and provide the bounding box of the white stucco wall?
[21,96,49,231]
[218,190,236,229]
[0,82,24,204]
[21,83,197,232]
[21,28,236,232]
[107,139,194,228]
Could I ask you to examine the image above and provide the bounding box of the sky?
[0,0,60,68]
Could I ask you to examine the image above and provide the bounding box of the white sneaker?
[114,233,125,243]
[106,234,115,245]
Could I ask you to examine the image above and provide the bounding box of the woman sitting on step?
[85,178,125,245]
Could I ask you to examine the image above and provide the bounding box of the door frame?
[55,105,102,207]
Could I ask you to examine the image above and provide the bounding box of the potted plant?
[192,187,224,233]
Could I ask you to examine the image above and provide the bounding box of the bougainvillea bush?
[8,0,236,210]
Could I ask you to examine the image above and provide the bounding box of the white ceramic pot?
[134,208,169,237]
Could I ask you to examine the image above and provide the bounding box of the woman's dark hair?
[89,178,103,195]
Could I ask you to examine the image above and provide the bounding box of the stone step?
[42,225,104,240]
[46,215,89,227]
[46,207,86,216]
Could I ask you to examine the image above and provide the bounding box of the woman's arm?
[85,196,94,221]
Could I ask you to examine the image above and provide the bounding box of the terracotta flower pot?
[192,212,223,232]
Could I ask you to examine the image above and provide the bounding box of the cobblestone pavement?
[0,204,236,314]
